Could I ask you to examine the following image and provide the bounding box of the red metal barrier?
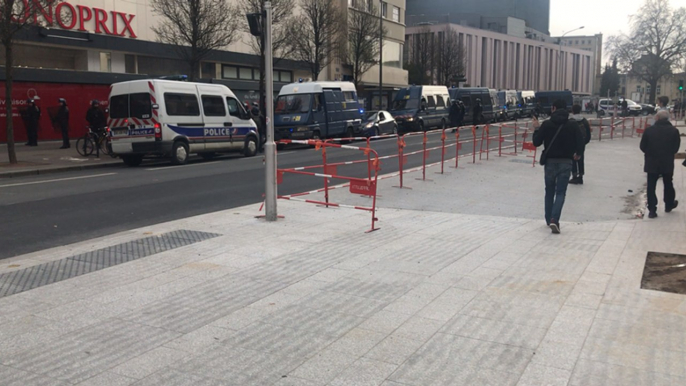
[277,140,380,233]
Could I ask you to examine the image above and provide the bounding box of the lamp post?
[378,0,383,111]
[558,26,584,90]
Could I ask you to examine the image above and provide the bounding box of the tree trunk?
[649,79,658,105]
[5,42,17,164]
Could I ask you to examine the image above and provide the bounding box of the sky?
[549,0,652,38]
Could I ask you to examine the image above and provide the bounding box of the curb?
[0,161,121,179]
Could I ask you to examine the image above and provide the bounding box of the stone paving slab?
[0,137,685,385]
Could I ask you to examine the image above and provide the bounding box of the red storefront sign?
[14,0,137,38]
[0,82,111,142]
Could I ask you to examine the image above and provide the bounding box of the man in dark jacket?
[533,99,584,234]
[21,99,41,146]
[86,100,107,131]
[472,98,483,126]
[640,110,680,218]
[449,100,460,128]
[569,104,592,184]
[54,98,70,149]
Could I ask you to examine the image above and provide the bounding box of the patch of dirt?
[641,252,686,295]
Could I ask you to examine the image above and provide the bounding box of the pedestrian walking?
[656,96,669,112]
[54,98,70,149]
[640,110,680,219]
[473,98,483,126]
[621,99,629,117]
[532,99,584,234]
[569,104,591,185]
[21,99,41,146]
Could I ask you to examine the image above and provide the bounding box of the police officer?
[55,98,70,149]
[22,99,41,146]
[86,100,107,131]
[473,98,483,126]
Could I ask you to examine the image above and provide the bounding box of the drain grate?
[641,251,686,295]
[0,230,221,298]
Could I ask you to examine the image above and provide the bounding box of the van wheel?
[200,152,216,161]
[122,155,143,167]
[171,141,189,165]
[244,136,258,157]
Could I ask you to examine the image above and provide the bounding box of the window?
[226,98,244,118]
[392,6,400,22]
[378,112,386,120]
[657,85,661,94]
[164,93,200,116]
[201,95,226,117]
[130,93,152,119]
[280,71,292,83]
[99,52,111,72]
[637,85,642,92]
[275,94,312,114]
[343,91,357,101]
[223,66,237,79]
[239,67,253,80]
[125,54,136,74]
[382,41,402,68]
[436,95,446,110]
[109,95,129,119]
[427,96,436,108]
[382,2,387,18]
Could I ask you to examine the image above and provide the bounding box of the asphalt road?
[0,125,522,260]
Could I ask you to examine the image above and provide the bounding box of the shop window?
[125,55,137,74]
[100,52,111,73]
[239,67,253,80]
[223,66,238,79]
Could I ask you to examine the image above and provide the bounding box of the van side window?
[164,93,200,116]
[343,91,356,101]
[436,95,446,110]
[378,112,386,121]
[226,98,244,118]
[427,96,436,108]
[201,95,226,117]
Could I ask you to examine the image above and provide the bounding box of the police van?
[390,85,451,132]
[273,81,362,143]
[449,87,495,124]
[109,79,259,166]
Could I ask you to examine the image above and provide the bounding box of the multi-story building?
[555,34,603,94]
[405,23,594,94]
[620,73,686,104]
[406,0,551,36]
[327,0,408,110]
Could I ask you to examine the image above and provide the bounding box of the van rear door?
[109,82,156,148]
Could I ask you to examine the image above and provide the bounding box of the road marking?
[146,161,220,171]
[0,173,117,188]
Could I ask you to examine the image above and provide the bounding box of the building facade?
[406,0,550,36]
[405,23,594,94]
[620,73,686,104]
[556,34,603,94]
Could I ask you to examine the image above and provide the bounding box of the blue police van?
[274,81,363,143]
[390,85,451,132]
[449,87,495,124]
[535,90,574,115]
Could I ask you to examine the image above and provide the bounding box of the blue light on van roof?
[298,78,304,83]
[359,108,365,114]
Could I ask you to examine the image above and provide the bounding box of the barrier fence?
[269,115,646,232]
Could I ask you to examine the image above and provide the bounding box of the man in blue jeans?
[532,99,584,234]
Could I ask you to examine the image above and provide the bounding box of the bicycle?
[76,126,114,157]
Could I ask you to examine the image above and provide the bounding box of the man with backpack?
[569,104,592,184]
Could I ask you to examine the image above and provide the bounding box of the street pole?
[557,26,584,90]
[378,0,383,110]
[264,1,277,221]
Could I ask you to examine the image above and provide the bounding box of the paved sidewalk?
[1,135,686,385]
[0,140,120,178]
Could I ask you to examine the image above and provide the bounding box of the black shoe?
[577,176,584,185]
[648,211,658,219]
[549,220,560,234]
[666,200,679,213]
[60,145,69,149]
[569,177,580,184]
[25,142,31,146]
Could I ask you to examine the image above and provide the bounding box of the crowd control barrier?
[277,140,380,233]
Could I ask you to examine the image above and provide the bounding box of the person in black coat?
[86,100,107,131]
[640,110,681,218]
[21,99,41,146]
[569,104,592,184]
[472,98,483,126]
[532,99,584,233]
[54,98,70,149]
[449,100,460,128]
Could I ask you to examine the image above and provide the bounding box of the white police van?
[109,79,259,166]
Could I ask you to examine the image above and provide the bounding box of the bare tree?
[346,2,386,91]
[608,0,686,104]
[1,0,61,164]
[151,0,240,81]
[406,26,434,85]
[289,0,345,80]
[434,27,466,87]
[238,0,296,132]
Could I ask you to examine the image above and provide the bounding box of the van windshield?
[392,88,421,110]
[275,94,311,114]
[109,93,152,119]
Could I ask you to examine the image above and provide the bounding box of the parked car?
[361,111,398,137]
[598,98,642,116]
[639,103,655,116]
